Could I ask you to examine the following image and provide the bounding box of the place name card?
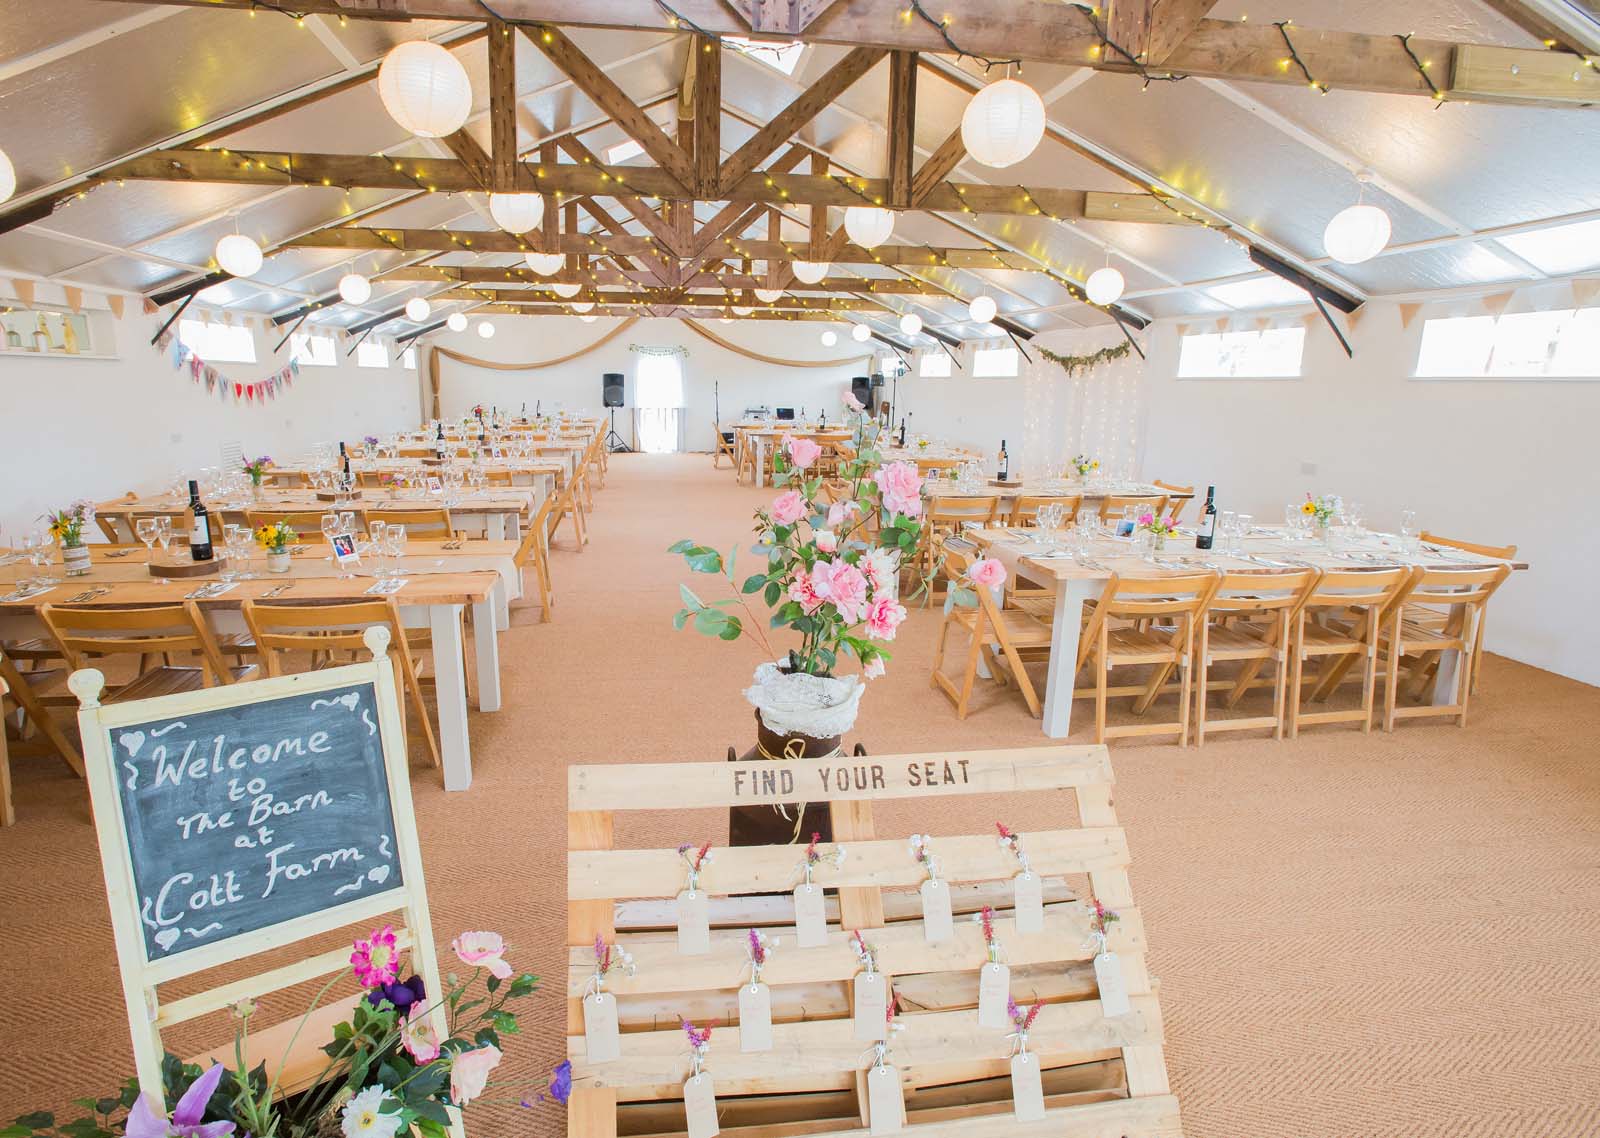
[853,971,888,1041]
[676,888,711,955]
[582,991,621,1063]
[1012,871,1044,934]
[738,982,773,1052]
[793,883,828,948]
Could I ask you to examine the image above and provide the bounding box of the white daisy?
[341,1086,403,1138]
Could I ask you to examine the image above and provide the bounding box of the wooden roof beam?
[1105,0,1218,67]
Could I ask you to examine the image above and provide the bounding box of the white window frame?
[356,340,390,369]
[1413,309,1600,381]
[178,318,257,364]
[290,331,337,368]
[918,350,952,378]
[973,345,1019,378]
[401,345,417,370]
[1176,327,1306,379]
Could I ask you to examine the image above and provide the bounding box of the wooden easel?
[70,626,448,1110]
[565,745,1183,1138]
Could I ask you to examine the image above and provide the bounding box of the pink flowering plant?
[1136,511,1180,539]
[670,396,925,678]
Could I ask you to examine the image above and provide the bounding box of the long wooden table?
[0,540,524,791]
[924,478,1194,511]
[732,424,852,487]
[967,524,1529,739]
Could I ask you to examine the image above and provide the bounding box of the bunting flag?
[107,295,125,319]
[153,326,295,410]
[1573,278,1600,308]
[63,286,83,312]
[1300,312,1320,331]
[1398,302,1424,329]
[12,279,35,306]
[1344,307,1366,334]
[1480,291,1515,318]
[1212,317,1229,333]
[1252,316,1271,331]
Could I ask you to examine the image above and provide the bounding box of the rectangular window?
[290,332,336,368]
[973,346,1019,378]
[1177,327,1305,378]
[1414,309,1600,378]
[401,345,417,369]
[919,350,952,378]
[357,340,390,369]
[179,319,257,364]
[877,353,907,379]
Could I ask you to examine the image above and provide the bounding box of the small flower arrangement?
[593,934,637,983]
[678,840,713,874]
[1071,454,1100,478]
[916,437,930,451]
[800,830,847,876]
[908,833,939,878]
[241,455,273,485]
[44,500,95,548]
[1302,493,1338,527]
[973,905,1001,962]
[996,821,1031,873]
[1088,898,1119,938]
[254,520,296,554]
[1007,995,1042,1038]
[746,928,779,981]
[363,435,380,447]
[681,1017,714,1068]
[1137,511,1180,539]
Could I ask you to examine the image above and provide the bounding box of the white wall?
[0,290,422,542]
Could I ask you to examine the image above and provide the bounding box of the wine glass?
[339,511,357,538]
[18,533,39,588]
[321,512,340,553]
[136,518,159,563]
[368,521,388,580]
[1399,509,1420,556]
[385,524,407,580]
[1036,502,1065,545]
[154,518,174,583]
[32,529,58,585]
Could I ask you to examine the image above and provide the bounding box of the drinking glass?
[321,513,340,550]
[1036,502,1065,544]
[32,529,58,585]
[136,517,158,561]
[1235,514,1253,556]
[385,525,407,579]
[339,511,357,537]
[368,521,388,579]
[1399,509,1420,556]
[18,533,39,588]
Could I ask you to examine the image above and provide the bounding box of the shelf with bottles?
[0,303,115,359]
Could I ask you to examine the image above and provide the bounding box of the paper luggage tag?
[976,961,1011,1029]
[677,888,711,955]
[867,1065,905,1135]
[738,982,773,1052]
[582,991,621,1063]
[1094,951,1132,1017]
[793,882,828,948]
[853,971,889,1041]
[1010,1052,1046,1122]
[1012,871,1045,934]
[920,878,954,943]
[683,1073,719,1138]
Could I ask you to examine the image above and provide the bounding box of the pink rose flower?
[783,434,823,470]
[860,548,900,595]
[770,489,806,526]
[865,595,907,641]
[1137,512,1154,527]
[452,930,513,979]
[874,461,923,518]
[402,1004,441,1064]
[843,391,864,412]
[814,559,869,622]
[826,500,860,528]
[861,655,886,680]
[815,529,838,553]
[968,557,1008,588]
[450,1043,502,1105]
[788,566,825,613]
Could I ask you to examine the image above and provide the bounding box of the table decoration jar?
[45,500,95,576]
[256,519,296,573]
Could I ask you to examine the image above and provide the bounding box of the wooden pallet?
[566,745,1183,1138]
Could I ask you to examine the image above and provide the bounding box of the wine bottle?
[187,480,214,562]
[340,441,351,481]
[435,421,448,461]
[898,417,907,447]
[1195,486,1217,550]
[997,439,1009,481]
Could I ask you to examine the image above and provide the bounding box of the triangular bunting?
[63,286,83,312]
[1301,312,1320,330]
[1344,307,1366,334]
[1480,291,1514,318]
[1573,278,1600,308]
[234,383,244,400]
[107,295,126,319]
[1252,316,1271,332]
[1398,303,1424,329]
[1212,317,1228,334]
[12,279,35,306]
[144,298,159,315]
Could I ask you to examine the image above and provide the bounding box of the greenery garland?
[1039,340,1132,378]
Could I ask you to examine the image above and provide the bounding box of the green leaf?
[412,1100,452,1127]
[491,1010,521,1034]
[474,1027,500,1049]
[0,1125,34,1138]
[667,539,695,553]
[725,544,737,581]
[59,1120,108,1138]
[507,973,539,998]
[673,608,690,631]
[718,614,743,641]
[763,580,781,606]
[741,573,767,595]
[685,548,723,573]
[13,1115,53,1130]
[679,583,705,611]
[694,609,729,636]
[485,974,501,994]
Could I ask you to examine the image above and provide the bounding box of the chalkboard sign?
[110,680,403,961]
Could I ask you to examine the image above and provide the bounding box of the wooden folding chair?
[1152,482,1194,525]
[1289,567,1413,736]
[244,509,331,534]
[1096,494,1169,524]
[1196,568,1319,744]
[512,494,558,621]
[1414,531,1517,695]
[1380,565,1510,731]
[546,470,589,550]
[40,601,249,702]
[241,598,442,772]
[930,541,1052,719]
[0,649,84,778]
[1010,494,1082,526]
[916,495,1002,600]
[363,507,452,539]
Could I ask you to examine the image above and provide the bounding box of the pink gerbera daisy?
[351,924,401,987]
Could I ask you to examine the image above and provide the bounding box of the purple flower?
[125,1064,235,1138]
[366,973,426,1012]
[547,1059,573,1105]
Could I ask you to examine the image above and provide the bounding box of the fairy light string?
[1275,21,1329,94]
[904,0,1020,72]
[1067,3,1189,88]
[1397,33,1446,107]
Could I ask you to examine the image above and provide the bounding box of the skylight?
[725,36,806,75]
[1492,217,1600,276]
[1203,276,1310,309]
[606,138,646,164]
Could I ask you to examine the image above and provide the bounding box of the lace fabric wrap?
[744,662,864,741]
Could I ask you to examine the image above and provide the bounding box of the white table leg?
[492,576,510,632]
[1427,605,1473,705]
[756,438,769,487]
[471,596,502,713]
[488,514,508,541]
[1042,578,1098,738]
[427,603,473,791]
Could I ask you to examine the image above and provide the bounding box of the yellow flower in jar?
[1301,501,1317,516]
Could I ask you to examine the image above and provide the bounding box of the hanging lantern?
[571,300,595,313]
[1085,267,1125,306]
[851,323,872,343]
[525,252,565,275]
[820,330,838,347]
[754,288,784,304]
[792,260,829,285]
[551,281,582,299]
[844,206,895,249]
[960,78,1046,169]
[731,304,754,316]
[899,313,923,335]
[1323,204,1391,264]
[215,233,263,278]
[719,316,733,324]
[446,312,468,332]
[968,295,997,324]
[338,273,372,305]
[489,193,545,234]
[0,148,15,205]
[404,297,432,321]
[580,313,599,323]
[377,41,473,139]
[477,320,496,339]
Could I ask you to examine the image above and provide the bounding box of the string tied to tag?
[1083,897,1119,954]
[850,929,877,973]
[586,935,636,998]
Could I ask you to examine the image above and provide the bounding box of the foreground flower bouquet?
[5,929,559,1138]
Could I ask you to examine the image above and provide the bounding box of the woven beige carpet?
[2,453,1597,1137]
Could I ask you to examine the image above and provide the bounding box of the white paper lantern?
[580,313,599,323]
[844,206,895,249]
[525,252,565,275]
[731,304,754,316]
[378,41,472,139]
[821,330,838,347]
[960,78,1046,169]
[215,232,263,278]
[754,288,784,304]
[405,297,432,322]
[551,281,583,299]
[968,295,997,324]
[1085,267,1125,306]
[851,323,872,343]
[899,313,923,336]
[338,273,372,305]
[477,320,496,339]
[792,260,829,285]
[571,301,595,313]
[0,148,15,205]
[489,193,545,234]
[719,317,732,324]
[1323,203,1391,265]
[446,312,468,332]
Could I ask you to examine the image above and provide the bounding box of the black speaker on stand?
[601,372,631,453]
[850,375,873,414]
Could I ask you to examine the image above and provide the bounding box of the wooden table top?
[96,487,537,519]
[925,480,1188,501]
